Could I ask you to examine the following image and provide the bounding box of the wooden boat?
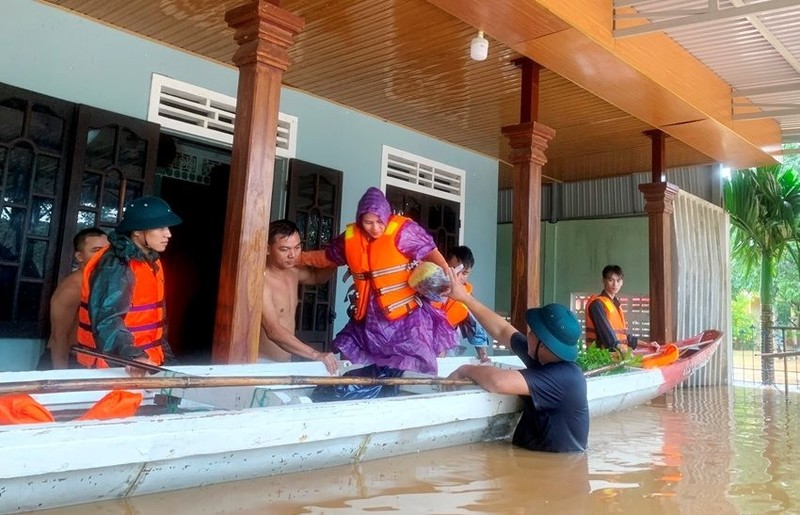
[0,330,721,513]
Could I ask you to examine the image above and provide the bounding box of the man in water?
[445,267,589,452]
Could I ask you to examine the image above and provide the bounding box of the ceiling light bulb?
[470,31,489,61]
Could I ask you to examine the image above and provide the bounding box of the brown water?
[45,386,800,514]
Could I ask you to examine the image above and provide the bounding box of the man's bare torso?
[50,270,83,346]
[259,266,301,361]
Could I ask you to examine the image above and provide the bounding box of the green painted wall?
[495,218,650,313]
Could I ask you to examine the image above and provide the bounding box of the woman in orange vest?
[585,264,659,353]
[302,187,458,389]
[76,196,181,376]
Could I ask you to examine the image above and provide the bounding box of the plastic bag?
[408,262,451,302]
[310,365,404,402]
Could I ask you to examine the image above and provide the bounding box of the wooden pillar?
[502,123,555,331]
[516,58,540,123]
[640,128,677,344]
[502,59,554,332]
[645,129,666,182]
[638,181,679,345]
[212,1,304,364]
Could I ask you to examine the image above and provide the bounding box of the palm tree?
[723,165,800,383]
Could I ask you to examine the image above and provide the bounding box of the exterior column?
[645,129,666,182]
[501,121,555,332]
[212,1,304,363]
[638,181,679,345]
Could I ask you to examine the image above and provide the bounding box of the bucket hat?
[116,196,182,233]
[525,303,581,362]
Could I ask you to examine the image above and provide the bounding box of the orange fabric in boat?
[641,344,680,369]
[76,389,143,421]
[0,390,142,425]
[0,394,55,424]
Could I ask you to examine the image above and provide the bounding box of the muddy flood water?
[44,386,799,514]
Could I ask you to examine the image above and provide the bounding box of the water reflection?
[43,386,799,514]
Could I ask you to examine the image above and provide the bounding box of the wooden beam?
[426,0,779,168]
[213,1,304,364]
[645,129,666,183]
[513,58,541,123]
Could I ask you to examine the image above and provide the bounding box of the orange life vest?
[432,282,473,328]
[0,390,142,425]
[585,295,628,348]
[343,215,421,322]
[76,247,167,368]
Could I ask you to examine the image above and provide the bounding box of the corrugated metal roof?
[497,164,719,222]
[615,0,800,145]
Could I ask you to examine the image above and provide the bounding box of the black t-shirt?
[510,332,589,452]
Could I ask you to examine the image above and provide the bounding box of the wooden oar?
[0,375,475,396]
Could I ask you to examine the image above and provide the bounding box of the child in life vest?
[436,246,491,362]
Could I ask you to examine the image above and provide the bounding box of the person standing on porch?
[42,227,108,369]
[75,196,180,376]
[260,219,339,375]
[301,187,457,398]
[444,267,589,453]
[585,264,660,353]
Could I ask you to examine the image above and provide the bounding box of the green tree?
[731,293,759,350]
[723,165,800,383]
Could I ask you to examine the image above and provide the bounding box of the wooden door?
[58,105,160,278]
[285,159,342,350]
[0,85,74,337]
[385,185,461,256]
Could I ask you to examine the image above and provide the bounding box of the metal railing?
[732,325,800,393]
[761,349,800,396]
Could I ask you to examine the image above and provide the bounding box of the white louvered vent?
[147,74,297,158]
[381,146,464,203]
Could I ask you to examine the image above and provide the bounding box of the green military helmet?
[116,196,182,233]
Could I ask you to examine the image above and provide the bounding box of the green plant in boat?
[576,343,642,374]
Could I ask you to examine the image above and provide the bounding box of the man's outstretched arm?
[444,267,517,348]
[261,284,338,375]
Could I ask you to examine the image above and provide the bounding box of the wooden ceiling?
[45,0,724,187]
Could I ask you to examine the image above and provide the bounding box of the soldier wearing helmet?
[76,196,182,376]
[444,266,589,453]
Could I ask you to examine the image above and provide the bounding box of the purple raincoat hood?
[356,187,392,225]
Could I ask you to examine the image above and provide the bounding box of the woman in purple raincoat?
[302,187,458,397]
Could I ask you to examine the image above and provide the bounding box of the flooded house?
[1,0,794,379]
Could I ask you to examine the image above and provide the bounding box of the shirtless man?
[44,227,108,369]
[261,219,339,375]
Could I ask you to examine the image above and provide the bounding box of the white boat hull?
[0,345,717,513]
